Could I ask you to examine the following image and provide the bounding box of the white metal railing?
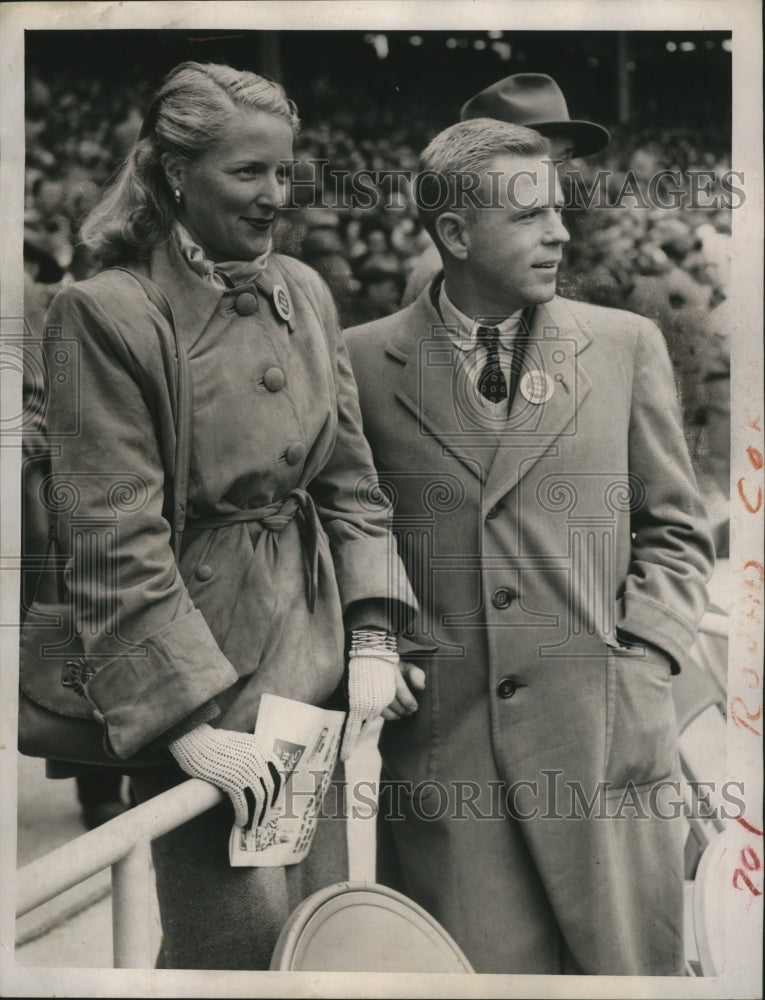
[16,777,224,967]
[15,612,729,970]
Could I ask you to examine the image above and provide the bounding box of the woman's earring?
[174,188,182,205]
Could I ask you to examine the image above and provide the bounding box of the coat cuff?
[147,699,221,751]
[84,609,239,758]
[344,598,391,634]
[617,592,702,674]
[332,537,418,626]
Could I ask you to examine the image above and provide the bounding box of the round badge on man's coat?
[273,284,293,323]
[520,369,554,405]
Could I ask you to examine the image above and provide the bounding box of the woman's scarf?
[173,220,272,289]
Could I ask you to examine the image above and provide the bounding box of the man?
[401,73,610,306]
[346,119,714,975]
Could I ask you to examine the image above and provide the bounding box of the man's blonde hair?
[414,118,550,245]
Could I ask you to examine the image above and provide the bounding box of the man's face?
[462,154,570,315]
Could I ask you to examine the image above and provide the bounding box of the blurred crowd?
[24,69,732,537]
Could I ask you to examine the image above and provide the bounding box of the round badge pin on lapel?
[520,369,554,405]
[273,284,293,323]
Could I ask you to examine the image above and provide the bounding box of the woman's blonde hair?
[80,62,300,264]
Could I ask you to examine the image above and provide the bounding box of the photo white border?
[1,2,762,998]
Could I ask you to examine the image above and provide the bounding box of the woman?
[43,62,417,969]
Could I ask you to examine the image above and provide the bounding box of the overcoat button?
[496,677,517,699]
[492,588,513,609]
[196,564,213,581]
[285,443,306,465]
[486,506,499,519]
[234,292,258,316]
[263,366,286,392]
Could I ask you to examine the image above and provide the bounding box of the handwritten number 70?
[733,844,762,896]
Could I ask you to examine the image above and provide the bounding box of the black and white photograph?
[0,2,762,997]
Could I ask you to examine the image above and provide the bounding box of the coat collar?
[484,294,593,509]
[385,283,488,482]
[140,238,296,351]
[385,274,593,504]
[145,238,223,351]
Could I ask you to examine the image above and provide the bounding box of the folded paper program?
[229,694,346,868]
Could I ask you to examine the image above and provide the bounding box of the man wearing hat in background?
[346,116,713,974]
[401,73,610,306]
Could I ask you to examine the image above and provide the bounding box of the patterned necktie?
[476,326,508,404]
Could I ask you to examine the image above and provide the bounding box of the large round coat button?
[196,563,213,581]
[285,443,306,465]
[496,677,517,699]
[492,588,513,609]
[263,367,286,392]
[234,292,258,316]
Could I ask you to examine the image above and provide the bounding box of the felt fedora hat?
[460,73,610,157]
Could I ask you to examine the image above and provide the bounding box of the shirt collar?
[173,221,272,290]
[439,282,523,353]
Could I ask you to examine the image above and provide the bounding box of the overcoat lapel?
[385,292,485,483]
[146,240,224,352]
[483,296,593,510]
[146,241,299,348]
[385,291,594,494]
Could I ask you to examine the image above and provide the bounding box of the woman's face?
[171,106,294,262]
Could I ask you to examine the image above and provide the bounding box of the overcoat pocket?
[604,643,678,791]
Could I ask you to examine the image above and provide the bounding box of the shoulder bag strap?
[109,267,191,560]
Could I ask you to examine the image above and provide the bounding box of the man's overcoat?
[347,281,714,975]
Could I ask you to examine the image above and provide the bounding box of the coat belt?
[184,488,321,612]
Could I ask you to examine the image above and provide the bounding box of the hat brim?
[528,120,611,158]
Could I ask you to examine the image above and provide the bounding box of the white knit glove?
[168,724,282,829]
[340,639,399,762]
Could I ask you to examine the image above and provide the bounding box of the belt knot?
[186,489,320,612]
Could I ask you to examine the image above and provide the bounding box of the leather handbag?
[18,268,191,768]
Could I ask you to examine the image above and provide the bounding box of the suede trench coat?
[42,239,416,760]
[346,279,714,976]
